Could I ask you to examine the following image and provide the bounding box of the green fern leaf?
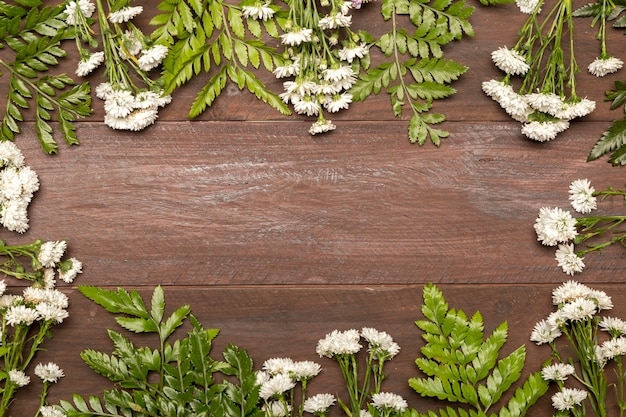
[587,118,626,164]
[189,66,228,118]
[410,283,546,417]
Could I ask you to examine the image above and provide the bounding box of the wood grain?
[1,0,626,415]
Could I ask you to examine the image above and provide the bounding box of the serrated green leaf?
[587,118,626,163]
[161,304,192,339]
[151,285,165,324]
[189,65,228,118]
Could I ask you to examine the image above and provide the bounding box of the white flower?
[316,329,361,358]
[552,280,591,304]
[541,363,575,381]
[5,304,39,326]
[516,0,541,13]
[371,392,408,412]
[601,337,626,361]
[491,47,529,75]
[18,166,40,196]
[104,90,135,118]
[530,319,561,344]
[133,91,171,109]
[95,82,114,100]
[555,244,585,276]
[8,369,30,387]
[280,28,313,46]
[108,6,143,23]
[38,240,67,267]
[263,357,295,376]
[43,268,56,289]
[283,80,317,96]
[525,93,565,116]
[291,360,321,381]
[58,257,83,283]
[1,198,29,233]
[294,98,320,116]
[0,280,5,296]
[361,327,400,359]
[76,51,105,77]
[126,107,159,131]
[0,294,22,309]
[318,12,352,30]
[64,0,95,25]
[599,317,626,336]
[138,45,169,71]
[588,289,613,310]
[304,393,336,414]
[324,93,352,113]
[568,179,596,214]
[588,56,624,77]
[259,373,296,400]
[0,167,23,200]
[323,66,354,83]
[534,207,578,246]
[0,141,25,167]
[273,60,301,78]
[309,119,336,135]
[39,406,66,417]
[551,387,588,411]
[35,362,65,383]
[338,42,368,63]
[555,99,596,121]
[561,297,597,321]
[35,302,69,323]
[242,3,275,21]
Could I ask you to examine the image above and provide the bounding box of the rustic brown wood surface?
[1,0,626,415]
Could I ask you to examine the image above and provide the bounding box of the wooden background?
[2,0,626,415]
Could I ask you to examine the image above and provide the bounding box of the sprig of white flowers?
[533,178,626,275]
[315,327,402,417]
[482,0,624,142]
[262,0,370,135]
[0,239,81,417]
[0,142,39,234]
[531,281,626,417]
[258,327,403,417]
[64,0,171,131]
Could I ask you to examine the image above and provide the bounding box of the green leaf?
[587,118,626,164]
[161,304,192,339]
[410,284,541,417]
[151,285,166,323]
[188,65,228,118]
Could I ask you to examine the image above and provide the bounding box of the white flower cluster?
[257,357,331,416]
[531,281,612,346]
[315,327,400,360]
[96,84,172,131]
[533,179,598,275]
[7,360,65,389]
[66,0,171,131]
[36,240,83,284]
[533,282,626,415]
[270,0,370,135]
[482,77,595,142]
[0,142,40,233]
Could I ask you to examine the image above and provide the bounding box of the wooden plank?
[4,120,622,286]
